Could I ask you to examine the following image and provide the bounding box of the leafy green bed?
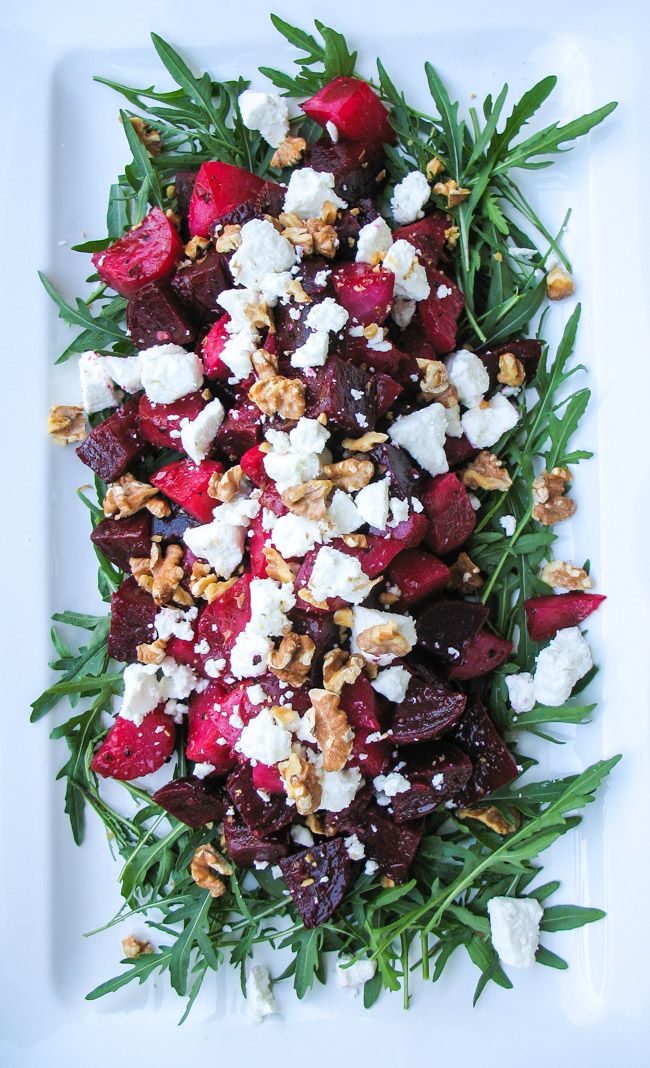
[35,16,619,1017]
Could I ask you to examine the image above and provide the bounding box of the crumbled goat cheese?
[308,546,374,604]
[446,349,490,408]
[343,833,366,861]
[487,896,543,969]
[391,296,416,329]
[389,403,449,476]
[461,393,519,448]
[383,239,430,301]
[388,496,410,528]
[79,351,121,413]
[289,417,330,454]
[104,353,142,394]
[230,219,297,290]
[259,271,295,305]
[245,965,279,1023]
[217,287,266,332]
[159,657,198,701]
[282,167,347,219]
[373,772,410,798]
[236,706,293,765]
[155,606,197,643]
[230,630,273,679]
[219,325,259,382]
[290,825,315,847]
[354,478,390,530]
[365,325,392,352]
[238,89,289,147]
[118,664,161,727]
[183,495,260,577]
[314,268,331,287]
[315,761,363,812]
[533,627,592,707]
[505,672,536,713]
[364,859,379,875]
[192,762,216,780]
[272,513,324,559]
[247,684,268,706]
[371,665,411,703]
[500,514,516,537]
[139,344,204,404]
[351,606,417,665]
[336,956,377,991]
[469,493,481,511]
[204,657,225,678]
[436,284,452,298]
[444,401,463,438]
[325,120,339,143]
[390,170,430,224]
[305,297,349,334]
[264,448,321,493]
[323,489,363,538]
[355,216,393,263]
[179,398,225,464]
[290,330,330,368]
[248,578,296,638]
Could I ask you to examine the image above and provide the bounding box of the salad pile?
[37,17,619,1020]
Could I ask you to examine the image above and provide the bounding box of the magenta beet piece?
[525,592,606,641]
[92,207,183,297]
[334,200,379,261]
[188,161,269,237]
[195,573,252,662]
[252,762,285,794]
[370,442,421,499]
[216,400,263,459]
[416,600,489,663]
[152,776,228,828]
[447,630,513,681]
[108,577,157,663]
[391,675,467,744]
[306,138,386,200]
[359,513,429,577]
[391,742,473,822]
[346,335,420,388]
[423,472,477,554]
[332,262,394,325]
[126,280,196,350]
[91,708,176,781]
[418,269,464,354]
[387,549,450,606]
[240,444,268,486]
[302,77,394,146]
[223,813,288,867]
[201,314,232,380]
[351,728,390,778]
[321,784,373,835]
[298,256,335,296]
[444,434,479,471]
[228,764,296,838]
[356,806,423,882]
[374,373,403,417]
[451,697,519,803]
[343,676,390,775]
[342,674,383,732]
[186,681,240,771]
[137,391,205,450]
[393,213,448,263]
[279,837,350,927]
[170,251,230,321]
[91,512,151,571]
[213,181,284,231]
[306,356,376,435]
[76,398,145,482]
[150,458,223,523]
[477,339,543,388]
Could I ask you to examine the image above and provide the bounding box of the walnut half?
[104,474,170,520]
[321,457,374,491]
[355,622,410,658]
[456,806,520,835]
[309,689,353,772]
[461,451,512,492]
[322,648,365,695]
[249,375,306,420]
[47,405,86,445]
[122,935,154,958]
[279,751,322,815]
[131,543,192,607]
[532,467,576,525]
[268,633,315,687]
[540,560,594,591]
[190,844,233,898]
[281,479,333,520]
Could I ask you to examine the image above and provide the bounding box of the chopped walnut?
[268,632,315,687]
[540,560,594,591]
[320,200,339,225]
[281,224,314,254]
[305,812,336,837]
[379,590,400,606]
[444,225,460,249]
[104,474,170,520]
[546,266,575,301]
[122,935,154,959]
[417,358,449,397]
[249,375,306,419]
[262,546,296,585]
[321,457,374,491]
[355,622,410,657]
[136,638,168,665]
[215,224,242,253]
[190,562,237,603]
[208,465,245,503]
[309,688,353,772]
[285,278,312,304]
[448,552,483,592]
[333,607,354,628]
[270,135,308,168]
[47,404,86,445]
[340,431,388,452]
[322,648,365,695]
[279,751,322,815]
[342,533,367,548]
[190,844,233,898]
[425,156,445,179]
[461,451,513,492]
[131,543,192,607]
[497,352,526,388]
[457,805,520,835]
[281,479,333,520]
[433,178,470,207]
[297,588,329,610]
[532,466,576,525]
[251,347,279,381]
[183,235,210,260]
[306,218,338,258]
[129,116,161,156]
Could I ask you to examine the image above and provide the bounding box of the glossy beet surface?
[90,512,152,571]
[150,459,223,523]
[126,280,196,350]
[224,814,288,867]
[306,356,376,434]
[108,578,157,663]
[525,592,606,641]
[137,391,205,450]
[91,709,176,780]
[447,630,513,681]
[387,549,450,605]
[391,675,467,744]
[451,697,519,804]
[170,251,230,320]
[76,398,145,482]
[279,838,351,927]
[92,207,183,297]
[423,473,477,555]
[228,764,296,838]
[391,742,473,822]
[355,807,423,882]
[306,138,386,200]
[416,600,489,663]
[302,77,394,146]
[332,262,394,324]
[152,776,228,828]
[188,162,269,237]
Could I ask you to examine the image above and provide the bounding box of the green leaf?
[540,904,606,933]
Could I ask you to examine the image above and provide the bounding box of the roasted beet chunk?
[92,207,183,297]
[223,814,288,868]
[175,170,198,223]
[195,573,252,661]
[447,630,513,681]
[332,262,394,324]
[138,391,205,450]
[477,339,543,388]
[306,139,386,200]
[416,600,489,663]
[274,301,312,356]
[76,399,145,482]
[216,400,263,458]
[387,549,450,606]
[90,512,152,571]
[423,473,477,555]
[391,742,473,822]
[302,77,395,146]
[370,442,421,499]
[170,251,230,321]
[126,280,196,350]
[188,161,269,237]
[451,697,519,803]
[150,458,223,523]
[108,577,157,663]
[151,506,198,544]
[391,675,467,744]
[524,592,606,641]
[152,776,228,828]
[306,356,376,434]
[356,807,423,883]
[91,708,176,781]
[418,270,464,354]
[227,764,296,838]
[444,434,478,471]
[279,838,350,927]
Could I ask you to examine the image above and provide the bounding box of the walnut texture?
[309,689,353,772]
[268,633,315,687]
[461,451,512,492]
[47,404,86,445]
[190,844,233,898]
[532,467,576,525]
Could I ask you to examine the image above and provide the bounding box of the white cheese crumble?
[324,489,363,538]
[487,896,543,969]
[183,495,260,577]
[272,513,324,559]
[354,478,390,530]
[446,350,490,408]
[371,665,411,703]
[290,824,315,847]
[351,606,417,666]
[104,353,143,394]
[192,762,216,780]
[336,956,377,991]
[79,351,121,413]
[500,514,516,537]
[247,684,268,706]
[325,120,339,142]
[248,578,296,638]
[389,403,449,476]
[230,630,273,679]
[155,606,197,643]
[461,393,519,448]
[139,344,204,404]
[505,672,535,713]
[305,297,349,334]
[236,706,293,764]
[230,219,297,290]
[179,398,225,464]
[290,330,330,368]
[118,663,161,726]
[355,216,393,263]
[533,626,592,707]
[316,762,363,812]
[390,170,430,224]
[289,418,330,454]
[391,296,416,329]
[283,167,347,219]
[238,89,289,147]
[245,965,279,1023]
[308,546,374,604]
[219,325,259,382]
[373,772,410,798]
[383,239,430,301]
[343,833,366,861]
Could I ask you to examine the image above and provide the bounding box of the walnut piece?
[309,688,353,772]
[448,552,483,592]
[190,844,233,898]
[355,622,410,657]
[285,278,312,304]
[281,224,314,254]
[340,431,388,452]
[279,751,322,815]
[297,588,329,610]
[215,224,242,253]
[183,235,210,260]
[532,467,576,525]
[122,935,154,959]
[190,561,237,603]
[104,473,170,520]
[418,359,449,397]
[497,352,526,387]
[249,375,306,419]
[540,560,594,591]
[546,266,575,301]
[268,632,315,687]
[322,648,365,695]
[251,347,279,381]
[281,479,333,520]
[305,813,336,837]
[444,224,460,248]
[47,404,86,445]
[321,457,374,491]
[270,135,307,168]
[461,450,512,492]
[333,608,354,628]
[342,533,367,548]
[457,806,520,835]
[306,218,338,258]
[208,465,245,503]
[129,116,161,156]
[425,156,444,179]
[263,546,296,585]
[136,638,168,665]
[131,543,192,607]
[432,178,470,207]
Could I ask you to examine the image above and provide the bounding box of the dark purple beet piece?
[391,676,467,744]
[416,600,489,663]
[334,200,380,260]
[390,742,473,822]
[305,356,376,434]
[126,280,196,350]
[90,512,152,571]
[444,434,479,471]
[151,505,199,544]
[76,398,145,482]
[279,838,350,927]
[447,630,513,681]
[227,764,295,838]
[212,182,284,231]
[175,170,198,222]
[274,301,312,356]
[370,442,421,499]
[524,592,606,641]
[356,806,423,883]
[170,251,230,321]
[152,776,228,828]
[299,256,335,296]
[108,577,157,663]
[477,339,543,389]
[216,400,263,459]
[322,783,373,835]
[451,697,519,804]
[306,139,386,201]
[223,813,289,867]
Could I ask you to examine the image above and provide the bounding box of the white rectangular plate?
[2,1,649,1064]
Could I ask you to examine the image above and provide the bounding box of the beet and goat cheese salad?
[38,19,619,1019]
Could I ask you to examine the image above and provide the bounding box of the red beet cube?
[175,170,198,222]
[306,138,387,200]
[355,806,423,883]
[90,512,152,571]
[76,398,145,482]
[332,262,394,325]
[370,442,421,499]
[152,776,228,828]
[92,207,182,298]
[186,681,240,772]
[150,458,222,523]
[391,742,473,823]
[447,630,513,681]
[416,600,489,663]
[418,270,464,354]
[387,548,450,605]
[391,675,467,744]
[188,162,269,237]
[126,280,196,350]
[137,391,206,450]
[451,697,519,804]
[374,372,403,417]
[525,592,606,641]
[240,444,268,486]
[252,762,285,794]
[200,314,232,380]
[228,764,296,838]
[279,837,351,927]
[393,213,449,263]
[170,251,230,321]
[223,813,288,867]
[216,400,263,459]
[306,355,376,434]
[423,472,477,555]
[195,573,252,663]
[444,434,479,471]
[359,513,429,577]
[91,708,176,781]
[302,77,394,146]
[108,577,157,663]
